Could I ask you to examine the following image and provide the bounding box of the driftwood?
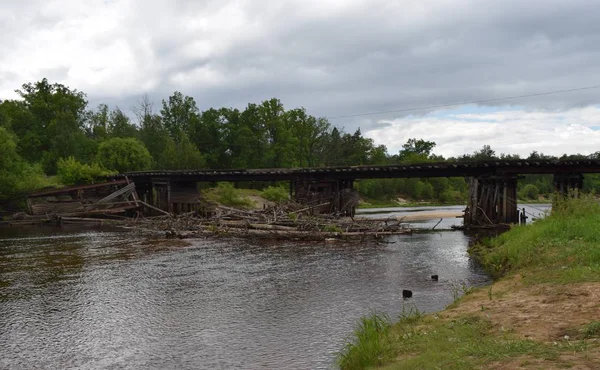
[126,202,412,241]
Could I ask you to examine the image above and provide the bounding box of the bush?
[0,127,53,200]
[207,182,255,208]
[519,184,540,200]
[57,157,115,185]
[96,137,152,173]
[261,186,289,202]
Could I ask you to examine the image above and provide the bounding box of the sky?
[2,0,600,158]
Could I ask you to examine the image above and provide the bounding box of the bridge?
[117,159,600,227]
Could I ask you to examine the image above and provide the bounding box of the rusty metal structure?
[113,159,600,226]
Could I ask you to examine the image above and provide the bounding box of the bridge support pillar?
[292,178,358,216]
[465,176,518,227]
[553,173,583,197]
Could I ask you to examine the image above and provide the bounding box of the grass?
[337,196,600,369]
[469,195,600,284]
[202,182,256,208]
[336,313,394,370]
[582,321,600,339]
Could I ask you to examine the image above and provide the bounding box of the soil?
[441,275,600,369]
[444,275,600,342]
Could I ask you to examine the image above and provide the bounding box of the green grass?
[336,313,394,370]
[338,312,578,370]
[469,195,600,284]
[582,321,600,339]
[380,315,560,370]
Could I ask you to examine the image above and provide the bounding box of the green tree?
[8,79,95,172]
[0,127,49,200]
[160,91,200,139]
[158,133,205,170]
[108,107,138,138]
[96,137,152,173]
[398,138,436,162]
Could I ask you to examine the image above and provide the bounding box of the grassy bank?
[337,196,600,369]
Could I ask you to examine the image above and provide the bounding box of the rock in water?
[402,289,413,298]
[431,275,439,281]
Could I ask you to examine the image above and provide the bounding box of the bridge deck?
[117,159,600,182]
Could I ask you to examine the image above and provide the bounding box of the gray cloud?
[2,0,600,149]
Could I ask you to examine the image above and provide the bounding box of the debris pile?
[131,202,411,241]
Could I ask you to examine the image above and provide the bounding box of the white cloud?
[364,107,600,158]
[2,0,600,147]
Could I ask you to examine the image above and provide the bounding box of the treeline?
[1,78,600,204]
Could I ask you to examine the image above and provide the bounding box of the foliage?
[157,133,205,170]
[0,127,52,200]
[96,137,152,173]
[204,182,255,208]
[336,313,393,370]
[469,195,600,283]
[261,186,289,202]
[518,184,540,200]
[4,77,600,208]
[56,157,115,185]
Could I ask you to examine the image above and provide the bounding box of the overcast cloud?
[2,0,600,157]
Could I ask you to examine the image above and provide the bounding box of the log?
[138,200,172,217]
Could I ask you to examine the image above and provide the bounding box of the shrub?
[519,184,540,200]
[57,157,115,185]
[208,182,255,208]
[261,186,289,202]
[0,127,54,200]
[96,137,152,173]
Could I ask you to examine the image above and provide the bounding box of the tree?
[96,137,152,173]
[107,107,138,138]
[11,78,92,172]
[160,91,200,139]
[158,133,205,170]
[0,127,49,200]
[471,145,496,161]
[398,138,436,161]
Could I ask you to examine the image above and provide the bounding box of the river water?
[0,205,548,369]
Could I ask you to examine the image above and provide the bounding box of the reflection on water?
[1,219,490,369]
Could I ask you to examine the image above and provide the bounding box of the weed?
[336,313,394,370]
[581,321,600,338]
[397,303,422,325]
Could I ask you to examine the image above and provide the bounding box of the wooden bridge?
[116,159,600,227]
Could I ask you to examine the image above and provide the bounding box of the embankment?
[337,196,600,369]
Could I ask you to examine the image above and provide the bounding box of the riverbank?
[337,196,600,369]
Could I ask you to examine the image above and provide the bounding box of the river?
[0,205,549,369]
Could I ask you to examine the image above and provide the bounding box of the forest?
[2,79,600,208]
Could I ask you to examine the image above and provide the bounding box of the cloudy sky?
[2,0,600,158]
